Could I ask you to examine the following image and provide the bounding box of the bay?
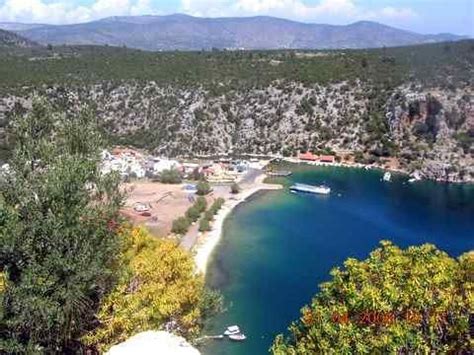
[202,165,474,355]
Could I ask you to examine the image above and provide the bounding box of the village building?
[298,152,318,161]
[320,155,336,163]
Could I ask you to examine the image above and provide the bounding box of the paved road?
[180,222,200,251]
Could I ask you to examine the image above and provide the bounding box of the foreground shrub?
[83,227,222,352]
[272,241,473,354]
[0,100,123,353]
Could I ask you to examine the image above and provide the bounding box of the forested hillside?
[0,29,38,48]
[0,40,473,181]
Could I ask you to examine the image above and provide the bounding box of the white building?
[151,158,181,174]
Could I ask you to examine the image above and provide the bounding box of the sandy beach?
[194,174,281,275]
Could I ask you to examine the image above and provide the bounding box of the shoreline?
[281,157,474,184]
[194,174,281,275]
[282,157,409,175]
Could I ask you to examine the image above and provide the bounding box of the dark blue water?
[202,166,474,355]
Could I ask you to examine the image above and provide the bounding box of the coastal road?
[180,222,200,251]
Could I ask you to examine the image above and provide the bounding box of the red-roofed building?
[320,155,335,163]
[299,152,318,161]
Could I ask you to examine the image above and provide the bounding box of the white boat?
[290,183,330,195]
[224,325,240,336]
[228,333,247,341]
[408,178,417,183]
[383,172,392,182]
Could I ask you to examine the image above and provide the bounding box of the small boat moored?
[383,172,392,182]
[228,333,247,341]
[290,183,331,195]
[224,325,241,336]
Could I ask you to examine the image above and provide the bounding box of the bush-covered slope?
[0,41,473,181]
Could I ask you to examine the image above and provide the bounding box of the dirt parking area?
[121,181,196,236]
[121,181,232,237]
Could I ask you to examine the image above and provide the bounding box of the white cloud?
[379,6,417,21]
[180,0,417,24]
[0,0,418,25]
[0,0,158,24]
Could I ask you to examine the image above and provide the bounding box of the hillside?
[5,14,466,51]
[0,40,473,182]
[0,29,38,48]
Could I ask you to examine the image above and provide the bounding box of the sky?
[0,0,472,36]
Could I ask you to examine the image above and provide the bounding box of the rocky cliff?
[0,80,472,182]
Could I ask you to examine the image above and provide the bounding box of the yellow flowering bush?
[83,226,205,352]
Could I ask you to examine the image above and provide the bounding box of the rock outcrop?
[106,331,200,355]
[0,81,472,182]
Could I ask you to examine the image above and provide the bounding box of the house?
[299,152,318,161]
[151,159,181,174]
[320,155,336,163]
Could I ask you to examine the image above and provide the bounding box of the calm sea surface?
[201,165,474,355]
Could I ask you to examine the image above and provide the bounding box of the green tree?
[185,206,201,222]
[196,181,211,196]
[210,198,225,215]
[198,217,211,232]
[171,216,191,235]
[158,168,182,184]
[195,196,207,213]
[230,182,241,194]
[272,242,473,354]
[0,99,124,352]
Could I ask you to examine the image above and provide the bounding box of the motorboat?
[290,183,331,195]
[228,333,247,341]
[224,325,240,336]
[383,172,392,182]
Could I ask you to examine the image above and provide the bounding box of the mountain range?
[0,14,466,51]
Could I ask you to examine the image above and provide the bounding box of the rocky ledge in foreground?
[106,331,200,355]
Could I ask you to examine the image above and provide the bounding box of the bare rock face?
[106,331,200,355]
[1,80,472,182]
[386,85,473,182]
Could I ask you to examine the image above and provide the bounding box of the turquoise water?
[202,166,474,355]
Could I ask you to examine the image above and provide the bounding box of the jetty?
[267,170,292,177]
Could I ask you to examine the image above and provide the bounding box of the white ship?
[290,183,331,195]
[383,172,392,182]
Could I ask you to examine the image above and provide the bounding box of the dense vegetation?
[0,40,472,181]
[0,41,472,94]
[272,242,473,354]
[158,168,182,184]
[0,102,219,352]
[83,226,222,352]
[199,198,225,232]
[171,196,224,235]
[0,100,124,352]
